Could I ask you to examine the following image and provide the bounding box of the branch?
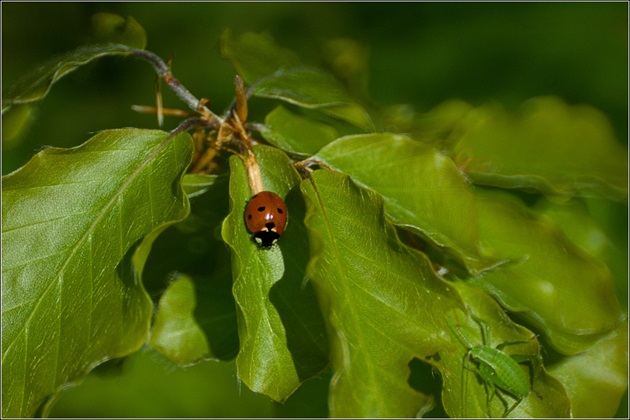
[126,47,223,123]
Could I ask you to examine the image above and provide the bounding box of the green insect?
[449,312,542,418]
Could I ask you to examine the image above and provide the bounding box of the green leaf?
[221,145,328,402]
[315,133,499,274]
[90,13,147,50]
[149,275,211,365]
[469,188,624,354]
[451,97,628,201]
[219,29,302,84]
[548,321,628,418]
[2,43,135,112]
[49,349,276,418]
[409,99,475,148]
[219,30,373,131]
[259,105,339,156]
[181,173,222,198]
[300,170,466,417]
[1,128,193,417]
[534,198,613,260]
[252,67,373,131]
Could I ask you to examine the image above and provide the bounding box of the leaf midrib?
[309,177,382,415]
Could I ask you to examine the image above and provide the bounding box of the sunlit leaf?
[221,145,328,402]
[1,129,193,417]
[549,320,628,418]
[220,31,373,131]
[49,349,276,418]
[252,67,373,131]
[149,275,211,365]
[181,173,221,198]
[301,169,466,417]
[315,133,500,274]
[534,197,613,259]
[469,188,624,355]
[451,97,628,201]
[259,105,338,156]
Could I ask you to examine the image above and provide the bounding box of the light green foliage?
[315,133,499,274]
[450,97,628,201]
[300,170,464,417]
[250,67,374,131]
[49,349,276,418]
[181,173,221,198]
[220,30,373,131]
[149,275,211,365]
[260,105,339,156]
[549,321,628,418]
[470,188,624,354]
[2,129,193,417]
[2,22,626,419]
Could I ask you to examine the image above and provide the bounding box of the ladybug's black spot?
[247,214,252,220]
[257,206,266,212]
[265,222,276,231]
[277,208,284,214]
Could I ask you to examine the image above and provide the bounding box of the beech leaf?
[451,97,628,201]
[251,67,373,131]
[469,188,624,354]
[149,275,211,365]
[2,43,135,112]
[221,145,328,402]
[1,129,193,417]
[315,133,500,274]
[300,170,466,417]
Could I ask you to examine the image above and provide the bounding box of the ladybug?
[244,191,288,247]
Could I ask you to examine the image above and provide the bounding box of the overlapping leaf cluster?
[2,26,627,418]
[217,32,627,417]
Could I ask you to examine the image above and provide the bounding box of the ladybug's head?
[253,227,281,248]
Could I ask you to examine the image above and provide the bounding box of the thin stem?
[166,117,212,140]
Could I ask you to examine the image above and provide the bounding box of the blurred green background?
[2,2,627,417]
[3,2,627,174]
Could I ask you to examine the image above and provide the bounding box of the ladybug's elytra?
[244,191,288,247]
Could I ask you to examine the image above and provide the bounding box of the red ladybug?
[244,191,288,247]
